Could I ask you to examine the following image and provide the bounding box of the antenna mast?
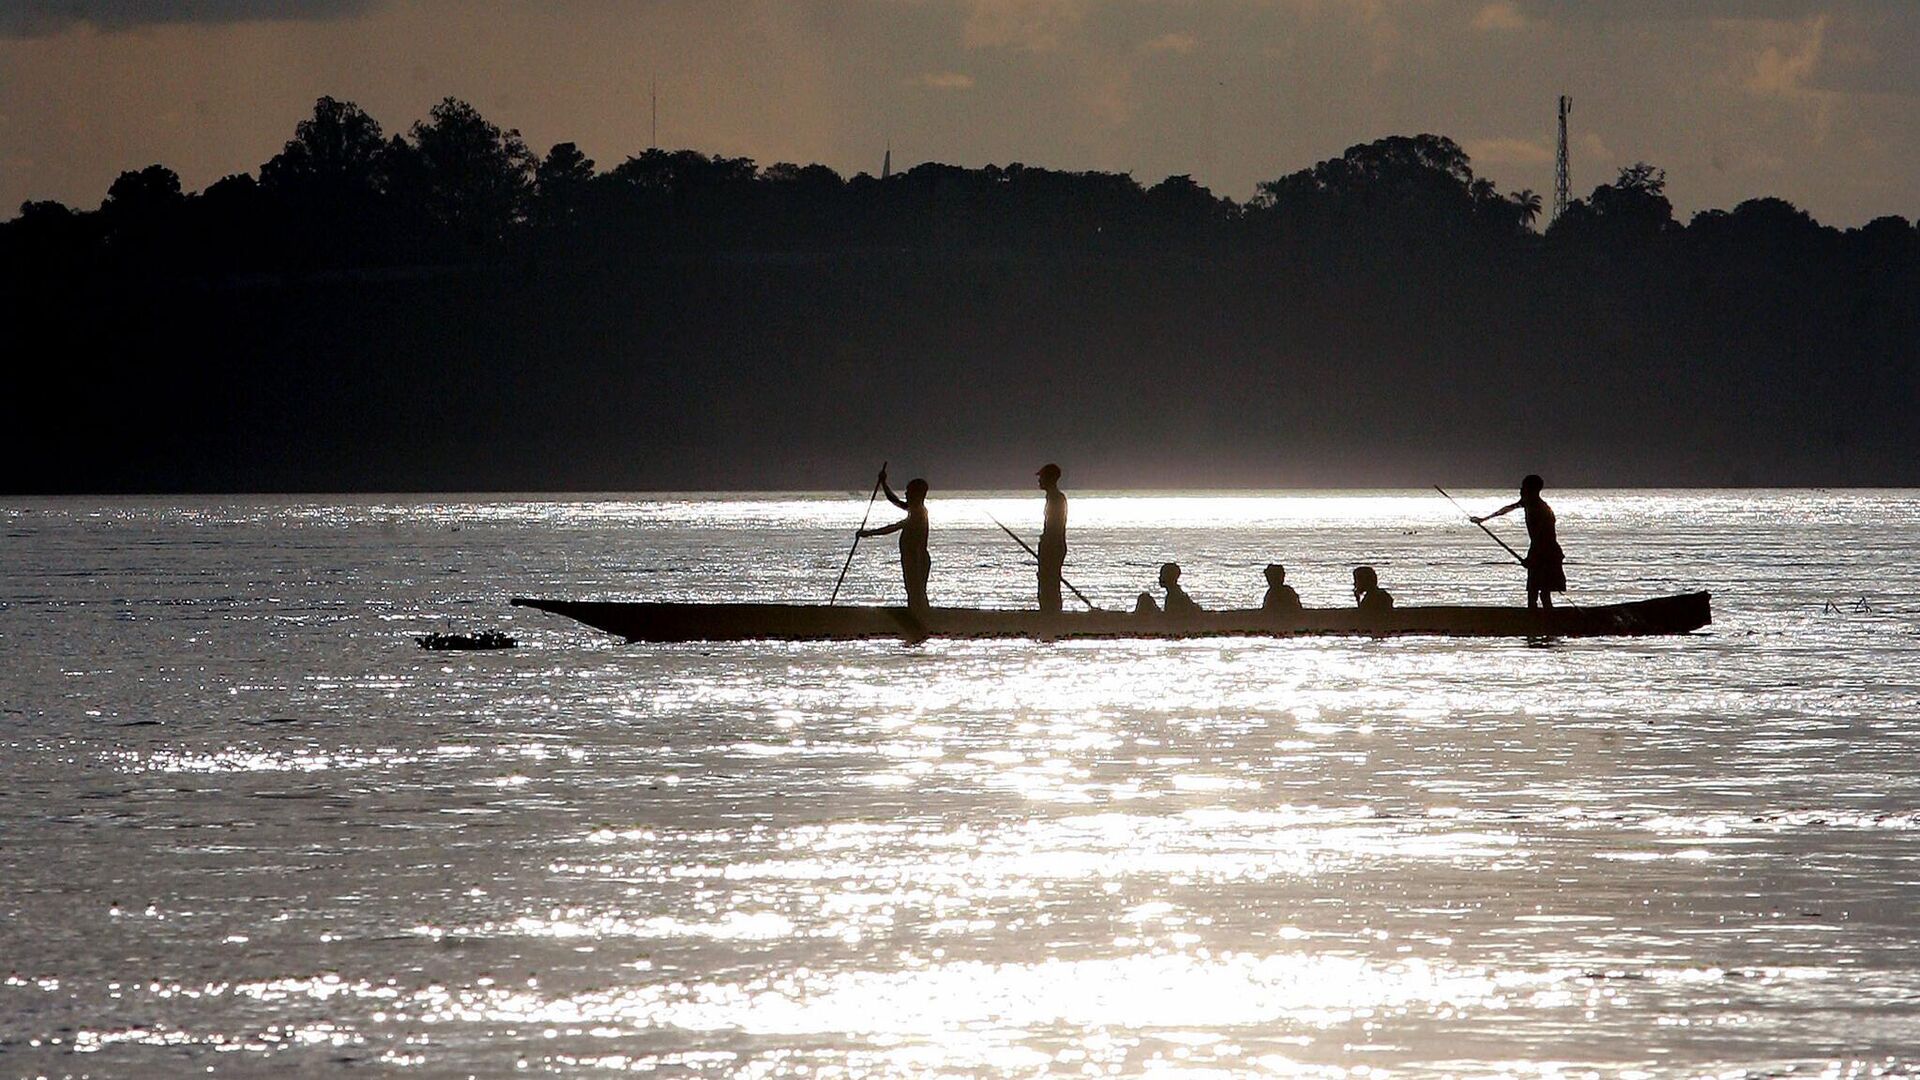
[650,81,658,150]
[1552,94,1572,225]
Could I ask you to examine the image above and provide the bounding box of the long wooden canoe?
[511,591,1710,642]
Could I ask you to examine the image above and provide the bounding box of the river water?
[2,490,1918,1078]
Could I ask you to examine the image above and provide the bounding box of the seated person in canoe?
[1262,563,1302,617]
[1352,565,1394,615]
[857,468,932,613]
[1471,473,1566,610]
[1136,562,1202,616]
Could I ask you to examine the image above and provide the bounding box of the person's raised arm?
[1471,500,1522,525]
[879,469,908,510]
[858,518,906,539]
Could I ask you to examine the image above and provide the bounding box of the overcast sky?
[2,0,1914,224]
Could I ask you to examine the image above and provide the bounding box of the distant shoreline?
[5,101,1914,493]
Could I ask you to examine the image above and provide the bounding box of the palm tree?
[1509,188,1543,230]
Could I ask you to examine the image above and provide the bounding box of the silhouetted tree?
[1510,189,1543,230]
[1563,162,1675,239]
[599,149,761,247]
[378,132,427,214]
[259,96,388,202]
[1146,174,1235,237]
[758,162,846,247]
[407,98,536,244]
[536,142,595,195]
[16,199,76,226]
[102,164,183,215]
[532,142,597,232]
[99,164,184,258]
[6,200,91,276]
[760,159,837,184]
[1852,215,1916,267]
[1725,197,1817,237]
[202,173,259,203]
[254,97,400,266]
[611,149,758,199]
[191,173,270,270]
[1250,134,1489,242]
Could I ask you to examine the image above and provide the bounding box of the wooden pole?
[829,462,886,605]
[1434,485,1525,566]
[986,512,1099,611]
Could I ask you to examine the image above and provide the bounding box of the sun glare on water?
[9,492,1920,1074]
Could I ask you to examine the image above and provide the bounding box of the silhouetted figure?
[1262,563,1302,616]
[1036,463,1068,615]
[1472,474,1566,610]
[857,469,930,613]
[1352,565,1394,615]
[1135,562,1202,616]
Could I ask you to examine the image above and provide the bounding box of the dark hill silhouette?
[2,96,1914,493]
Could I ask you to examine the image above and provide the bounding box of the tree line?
[9,95,1913,272]
[2,96,1915,492]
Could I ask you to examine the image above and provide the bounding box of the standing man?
[857,468,932,613]
[1036,463,1068,614]
[1471,474,1566,611]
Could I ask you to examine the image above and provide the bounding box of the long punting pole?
[829,461,886,606]
[985,512,1100,611]
[1434,485,1526,566]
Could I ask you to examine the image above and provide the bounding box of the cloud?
[0,0,378,38]
[1465,137,1553,166]
[1809,10,1920,96]
[1141,31,1199,55]
[1743,15,1827,97]
[1479,0,1919,100]
[1724,8,1918,99]
[1079,62,1134,129]
[913,71,976,90]
[1512,0,1902,22]
[1579,132,1611,160]
[1472,3,1526,32]
[962,0,1085,52]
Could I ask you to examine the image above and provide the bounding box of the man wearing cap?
[1036,463,1068,614]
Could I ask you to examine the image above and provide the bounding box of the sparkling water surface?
[3,490,1919,1077]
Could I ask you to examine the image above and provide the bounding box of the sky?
[1,0,1915,226]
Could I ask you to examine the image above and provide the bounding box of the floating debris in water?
[415,630,516,651]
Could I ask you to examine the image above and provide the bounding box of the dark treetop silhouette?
[3,96,1916,492]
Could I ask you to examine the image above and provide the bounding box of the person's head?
[1352,565,1378,592]
[1159,562,1182,589]
[1265,563,1287,586]
[1036,463,1062,489]
[906,478,929,503]
[1521,473,1544,499]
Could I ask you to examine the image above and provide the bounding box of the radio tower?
[1551,94,1572,225]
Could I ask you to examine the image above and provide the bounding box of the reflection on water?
[2,491,1919,1075]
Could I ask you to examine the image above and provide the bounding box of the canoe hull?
[510,591,1711,642]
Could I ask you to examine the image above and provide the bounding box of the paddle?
[1434,485,1525,566]
[829,461,886,606]
[985,512,1100,611]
